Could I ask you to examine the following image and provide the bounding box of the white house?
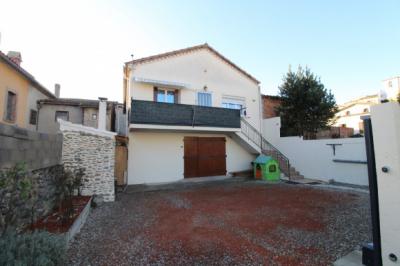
[333,94,379,134]
[380,76,400,102]
[123,44,267,184]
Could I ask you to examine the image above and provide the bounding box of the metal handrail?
[240,118,291,178]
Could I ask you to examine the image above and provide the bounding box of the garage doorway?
[184,137,227,178]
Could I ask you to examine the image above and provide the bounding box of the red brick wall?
[262,95,281,118]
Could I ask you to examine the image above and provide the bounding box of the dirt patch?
[68,182,371,265]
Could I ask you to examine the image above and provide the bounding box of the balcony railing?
[130,99,241,128]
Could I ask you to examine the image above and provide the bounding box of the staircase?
[238,118,304,181]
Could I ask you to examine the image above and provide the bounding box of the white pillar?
[371,102,400,265]
[98,97,107,131]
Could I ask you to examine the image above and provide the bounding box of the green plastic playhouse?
[253,155,280,181]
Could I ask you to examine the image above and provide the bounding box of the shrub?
[0,229,66,266]
[0,163,35,234]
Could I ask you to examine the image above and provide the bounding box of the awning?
[133,77,190,89]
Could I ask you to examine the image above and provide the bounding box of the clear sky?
[0,0,398,103]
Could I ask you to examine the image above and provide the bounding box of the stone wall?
[0,122,63,230]
[59,120,116,202]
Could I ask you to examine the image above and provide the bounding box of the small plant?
[0,229,66,266]
[54,167,85,224]
[0,163,35,235]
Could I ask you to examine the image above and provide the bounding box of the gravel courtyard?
[68,181,371,265]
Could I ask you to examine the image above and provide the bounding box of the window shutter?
[174,89,179,103]
[153,87,158,102]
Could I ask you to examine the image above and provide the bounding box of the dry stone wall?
[60,121,116,202]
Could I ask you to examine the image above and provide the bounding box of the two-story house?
[0,51,55,130]
[123,44,273,184]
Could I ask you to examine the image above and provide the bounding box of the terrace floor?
[68,181,371,265]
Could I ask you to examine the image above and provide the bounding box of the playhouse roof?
[253,155,273,164]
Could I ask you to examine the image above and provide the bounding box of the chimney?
[54,84,61,98]
[7,51,22,66]
[98,97,108,131]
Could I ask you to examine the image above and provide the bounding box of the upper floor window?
[29,109,38,125]
[363,108,369,113]
[55,111,69,122]
[5,91,17,122]
[222,97,246,116]
[154,87,177,103]
[198,92,212,107]
[345,111,351,116]
[388,81,393,88]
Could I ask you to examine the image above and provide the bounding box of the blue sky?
[0,0,399,103]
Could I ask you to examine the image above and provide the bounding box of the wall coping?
[58,119,117,138]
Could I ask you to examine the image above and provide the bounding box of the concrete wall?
[0,122,63,230]
[277,136,368,185]
[60,120,116,202]
[370,102,400,264]
[128,131,255,184]
[128,48,262,131]
[262,117,368,185]
[38,104,83,134]
[0,122,62,170]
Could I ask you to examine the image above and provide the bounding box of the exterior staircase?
[237,118,304,181]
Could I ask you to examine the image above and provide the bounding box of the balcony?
[130,100,241,130]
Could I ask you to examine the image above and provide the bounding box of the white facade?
[125,45,261,184]
[381,76,400,102]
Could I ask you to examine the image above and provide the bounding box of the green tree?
[277,66,338,136]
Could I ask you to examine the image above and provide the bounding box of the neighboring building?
[262,95,281,118]
[124,43,265,184]
[37,97,126,135]
[333,94,379,134]
[380,76,400,102]
[0,51,55,130]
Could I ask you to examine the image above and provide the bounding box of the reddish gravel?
[68,182,371,265]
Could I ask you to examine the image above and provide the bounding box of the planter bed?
[31,196,92,243]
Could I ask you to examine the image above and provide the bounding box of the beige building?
[0,51,55,130]
[124,44,264,184]
[333,94,379,134]
[37,97,125,135]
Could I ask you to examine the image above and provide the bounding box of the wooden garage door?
[184,137,226,178]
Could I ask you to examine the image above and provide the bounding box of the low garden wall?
[59,120,116,202]
[0,123,63,230]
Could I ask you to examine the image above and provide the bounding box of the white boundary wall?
[370,102,400,264]
[263,117,368,185]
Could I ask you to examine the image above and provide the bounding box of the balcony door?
[153,87,178,103]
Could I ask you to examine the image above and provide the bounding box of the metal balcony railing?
[240,118,291,178]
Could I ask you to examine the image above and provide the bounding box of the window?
[363,108,369,113]
[345,111,350,116]
[55,111,69,122]
[388,81,393,88]
[198,92,212,106]
[92,113,97,120]
[5,91,16,122]
[155,88,176,103]
[222,97,246,116]
[29,110,38,125]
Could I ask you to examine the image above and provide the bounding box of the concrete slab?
[333,250,363,266]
